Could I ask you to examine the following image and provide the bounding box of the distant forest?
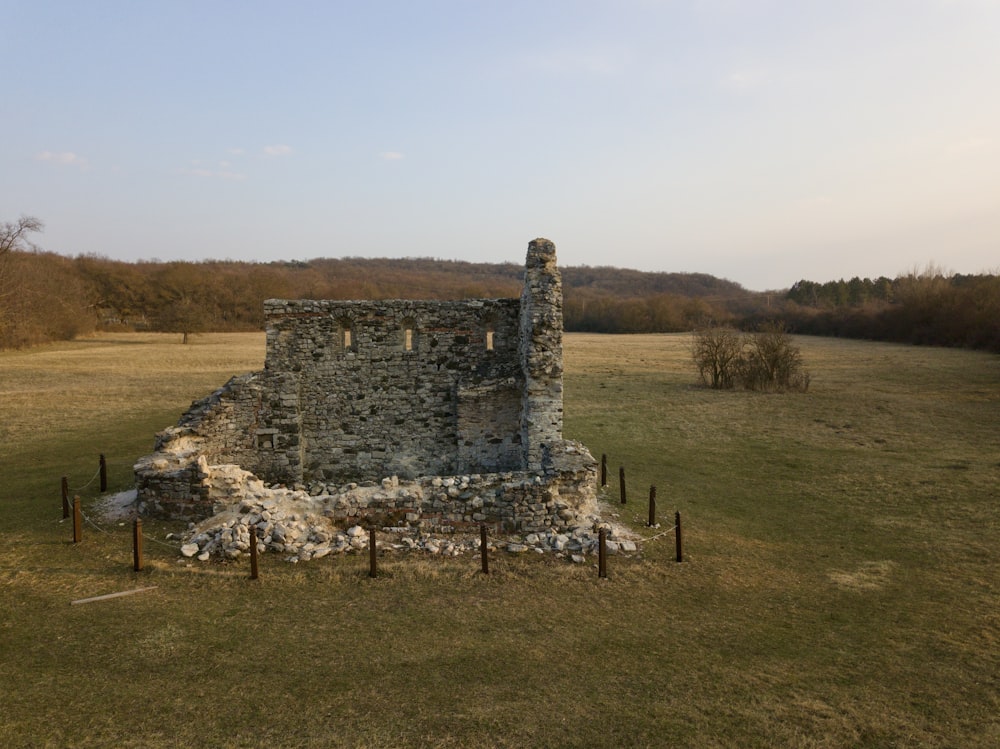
[1,241,998,353]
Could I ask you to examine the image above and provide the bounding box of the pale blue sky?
[3,0,998,290]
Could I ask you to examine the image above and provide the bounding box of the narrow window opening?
[486,330,495,351]
[401,318,417,352]
[335,317,357,352]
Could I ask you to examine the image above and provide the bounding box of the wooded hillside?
[1,249,757,348]
[2,220,997,353]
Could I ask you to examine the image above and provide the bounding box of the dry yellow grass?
[1,331,998,747]
[0,332,265,443]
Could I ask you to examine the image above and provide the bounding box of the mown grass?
[1,332,998,748]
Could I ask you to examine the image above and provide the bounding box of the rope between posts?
[635,524,677,544]
[141,532,184,551]
[59,495,184,552]
[77,505,112,536]
[126,497,184,551]
[70,465,103,492]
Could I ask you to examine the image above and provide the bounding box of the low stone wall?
[133,438,212,520]
[175,468,623,564]
[135,439,597,532]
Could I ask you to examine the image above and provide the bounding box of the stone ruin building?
[135,239,599,540]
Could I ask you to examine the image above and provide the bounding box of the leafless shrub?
[692,322,810,392]
[691,326,743,389]
[740,322,810,392]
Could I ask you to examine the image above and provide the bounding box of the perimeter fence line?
[56,451,688,578]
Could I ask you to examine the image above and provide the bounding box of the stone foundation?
[134,448,597,534]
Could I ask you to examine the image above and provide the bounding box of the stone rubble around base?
[169,478,638,564]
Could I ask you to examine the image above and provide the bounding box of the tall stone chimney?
[519,238,564,471]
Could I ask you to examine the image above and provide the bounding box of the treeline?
[563,267,758,333]
[777,271,1000,351]
[3,225,998,354]
[0,249,95,348]
[0,247,757,348]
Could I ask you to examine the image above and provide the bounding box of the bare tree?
[1,216,43,284]
[691,326,743,389]
[739,322,810,392]
[0,215,44,257]
[153,262,212,343]
[1,216,44,343]
[157,294,205,344]
[692,322,810,392]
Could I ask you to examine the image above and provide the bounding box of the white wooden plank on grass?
[70,586,158,605]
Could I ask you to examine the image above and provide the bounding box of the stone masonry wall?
[135,239,597,530]
[519,238,564,471]
[263,297,522,483]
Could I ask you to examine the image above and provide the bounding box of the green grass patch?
[1,332,998,747]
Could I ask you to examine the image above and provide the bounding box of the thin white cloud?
[263,144,293,157]
[380,151,404,161]
[36,150,87,166]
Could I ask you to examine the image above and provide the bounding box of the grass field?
[1,332,998,748]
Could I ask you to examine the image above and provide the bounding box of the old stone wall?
[263,297,522,483]
[135,239,597,531]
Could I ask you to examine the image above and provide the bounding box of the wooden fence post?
[368,527,377,579]
[675,511,683,563]
[61,476,70,519]
[619,466,626,504]
[99,454,108,492]
[598,528,607,579]
[480,524,489,575]
[133,518,144,572]
[648,486,656,527]
[72,497,82,543]
[249,530,259,580]
[601,454,607,487]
